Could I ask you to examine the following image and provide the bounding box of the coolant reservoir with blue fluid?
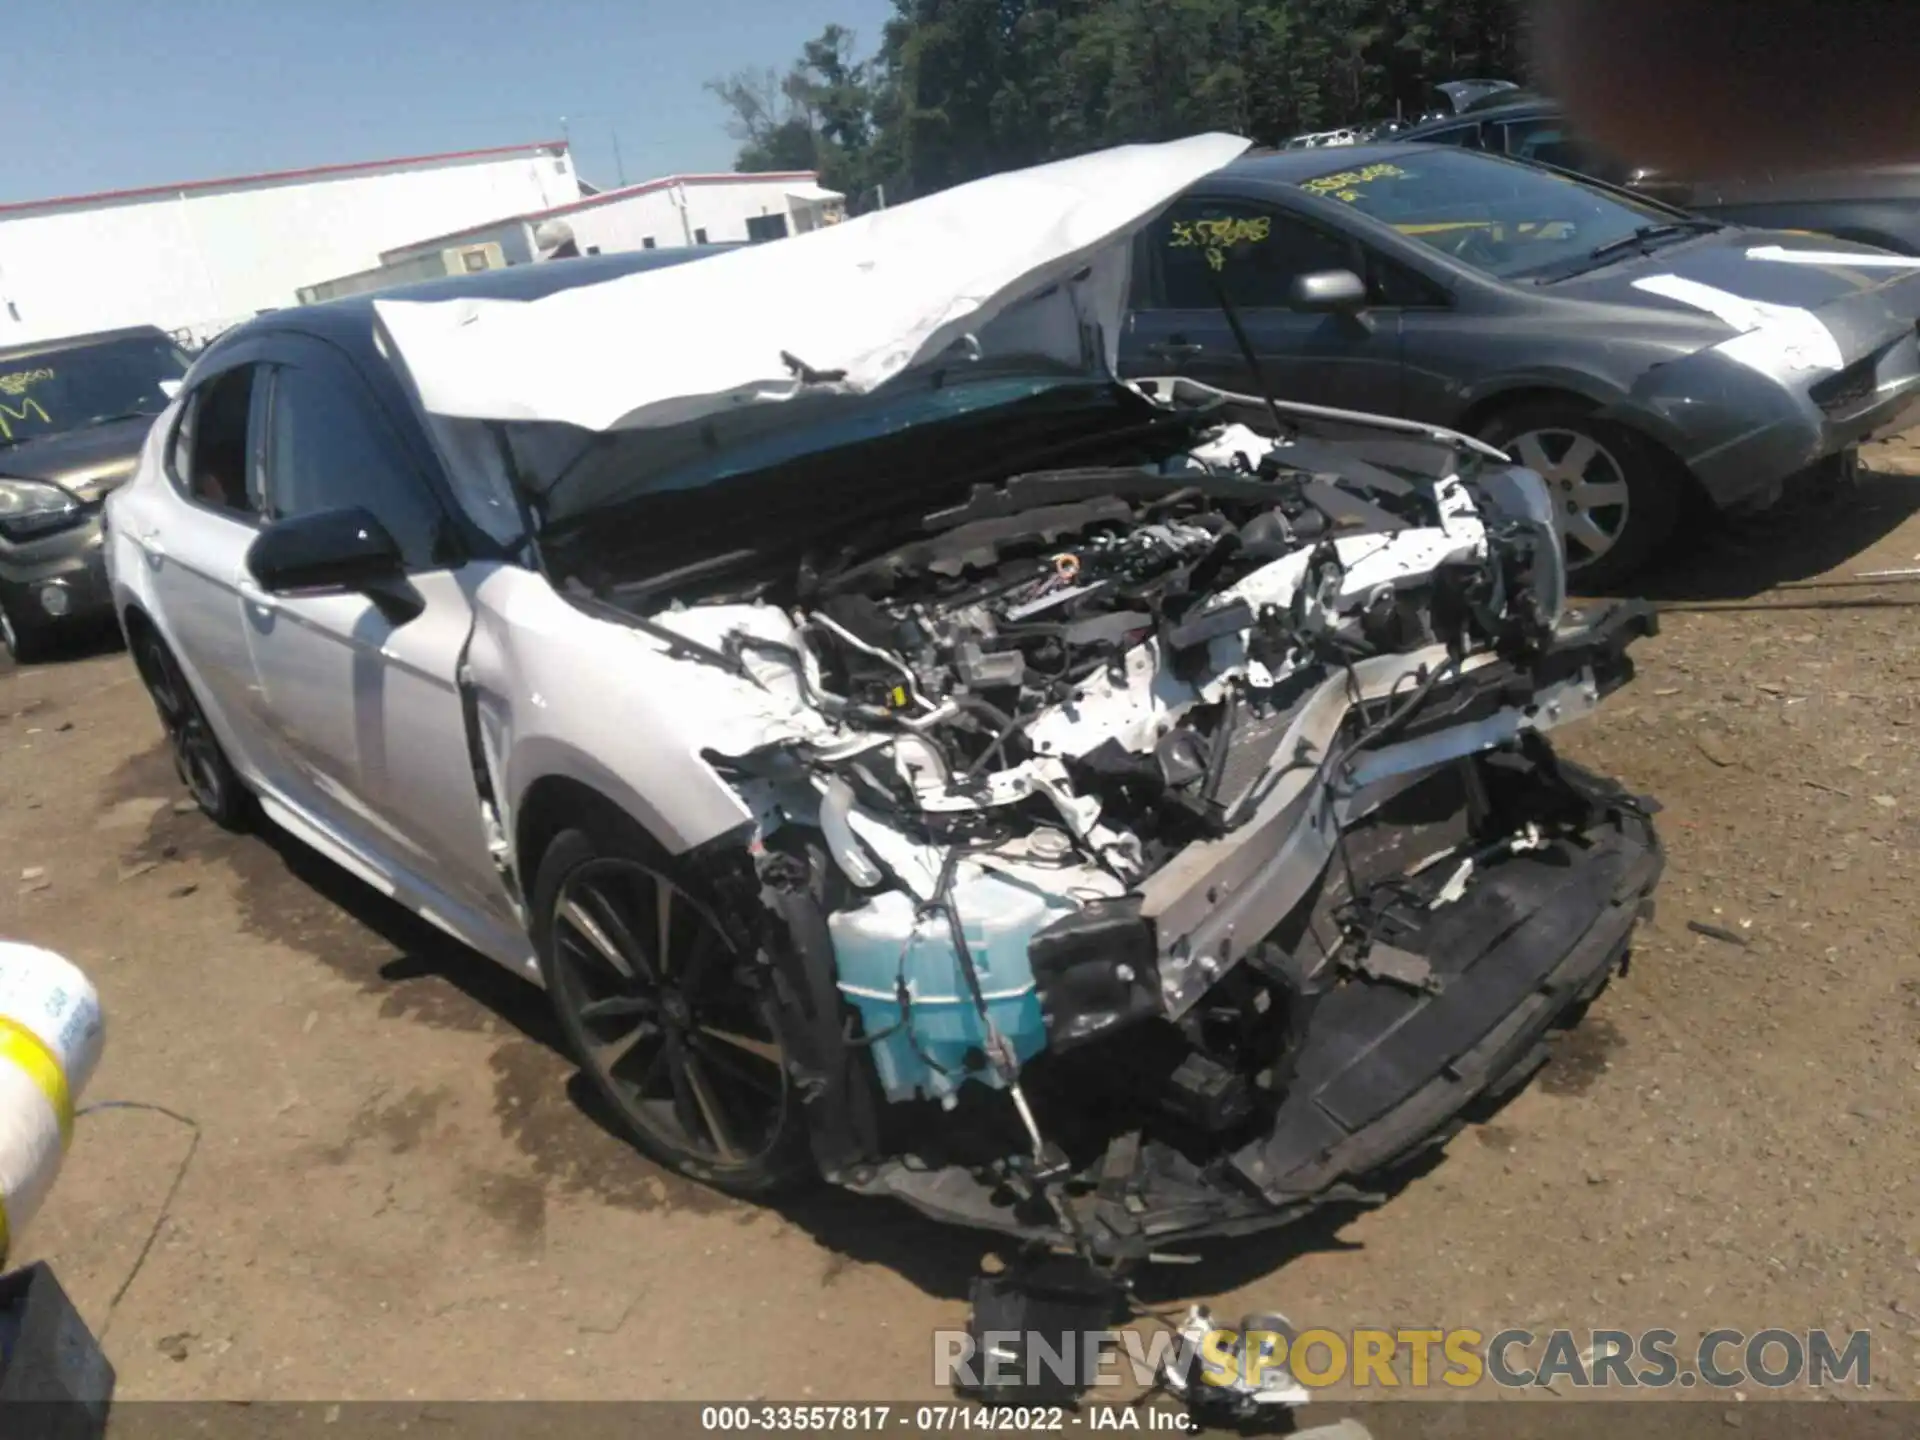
[828,865,1080,1104]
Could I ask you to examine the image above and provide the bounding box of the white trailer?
[380,171,848,268]
[0,141,582,347]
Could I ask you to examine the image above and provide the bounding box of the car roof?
[355,243,742,306]
[206,245,740,360]
[1222,142,1455,183]
[1397,98,1552,139]
[0,324,177,363]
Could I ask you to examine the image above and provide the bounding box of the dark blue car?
[1120,143,1920,587]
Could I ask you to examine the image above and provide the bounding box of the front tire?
[132,630,251,829]
[532,825,814,1198]
[0,594,52,664]
[1478,401,1680,592]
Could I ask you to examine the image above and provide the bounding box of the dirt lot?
[5,441,1920,1408]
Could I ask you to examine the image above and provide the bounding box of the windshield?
[0,334,190,447]
[1300,149,1692,280]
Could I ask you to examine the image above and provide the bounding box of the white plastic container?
[0,942,105,1263]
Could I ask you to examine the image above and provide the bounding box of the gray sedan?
[1120,144,1920,586]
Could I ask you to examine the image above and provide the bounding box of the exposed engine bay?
[594,394,1663,1267]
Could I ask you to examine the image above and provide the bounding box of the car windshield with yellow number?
[1300,149,1707,281]
[0,333,191,448]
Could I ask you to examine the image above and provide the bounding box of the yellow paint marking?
[0,396,50,442]
[0,1017,72,1147]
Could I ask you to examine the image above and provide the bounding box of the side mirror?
[1290,269,1369,313]
[246,506,404,596]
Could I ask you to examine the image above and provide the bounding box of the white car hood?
[373,133,1250,435]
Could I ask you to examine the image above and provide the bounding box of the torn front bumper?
[1635,323,1920,514]
[847,604,1663,1262]
[1138,603,1653,1024]
[1089,760,1658,1259]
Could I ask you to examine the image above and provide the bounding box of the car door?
[1122,193,1408,413]
[136,356,273,769]
[238,335,507,928]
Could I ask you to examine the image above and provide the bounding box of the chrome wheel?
[140,638,231,816]
[0,600,16,657]
[1510,426,1631,568]
[548,856,791,1170]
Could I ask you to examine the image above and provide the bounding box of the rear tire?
[132,630,251,830]
[1477,401,1681,592]
[532,824,814,1198]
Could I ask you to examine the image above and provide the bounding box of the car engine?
[630,405,1659,1267]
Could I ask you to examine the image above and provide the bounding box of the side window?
[1421,123,1486,151]
[1498,118,1618,180]
[263,359,451,571]
[1366,251,1451,308]
[1150,200,1358,310]
[168,365,265,518]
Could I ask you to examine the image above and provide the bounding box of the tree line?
[706,0,1527,209]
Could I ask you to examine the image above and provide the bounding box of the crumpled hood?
[374,133,1251,435]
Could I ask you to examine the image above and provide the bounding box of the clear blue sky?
[0,0,896,203]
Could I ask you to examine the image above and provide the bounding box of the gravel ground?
[3,438,1919,1410]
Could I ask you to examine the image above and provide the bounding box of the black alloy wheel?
[134,631,250,829]
[533,830,813,1197]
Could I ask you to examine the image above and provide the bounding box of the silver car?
[105,136,1662,1275]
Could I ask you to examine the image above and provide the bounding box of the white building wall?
[566,190,689,251]
[379,173,841,266]
[379,218,537,268]
[0,147,579,347]
[565,176,831,251]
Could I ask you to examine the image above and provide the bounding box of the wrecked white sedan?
[105,134,1662,1271]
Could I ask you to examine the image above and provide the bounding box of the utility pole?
[611,125,627,187]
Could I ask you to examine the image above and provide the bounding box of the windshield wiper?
[80,409,163,429]
[1584,219,1722,266]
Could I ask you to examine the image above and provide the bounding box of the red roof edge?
[0,139,572,217]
